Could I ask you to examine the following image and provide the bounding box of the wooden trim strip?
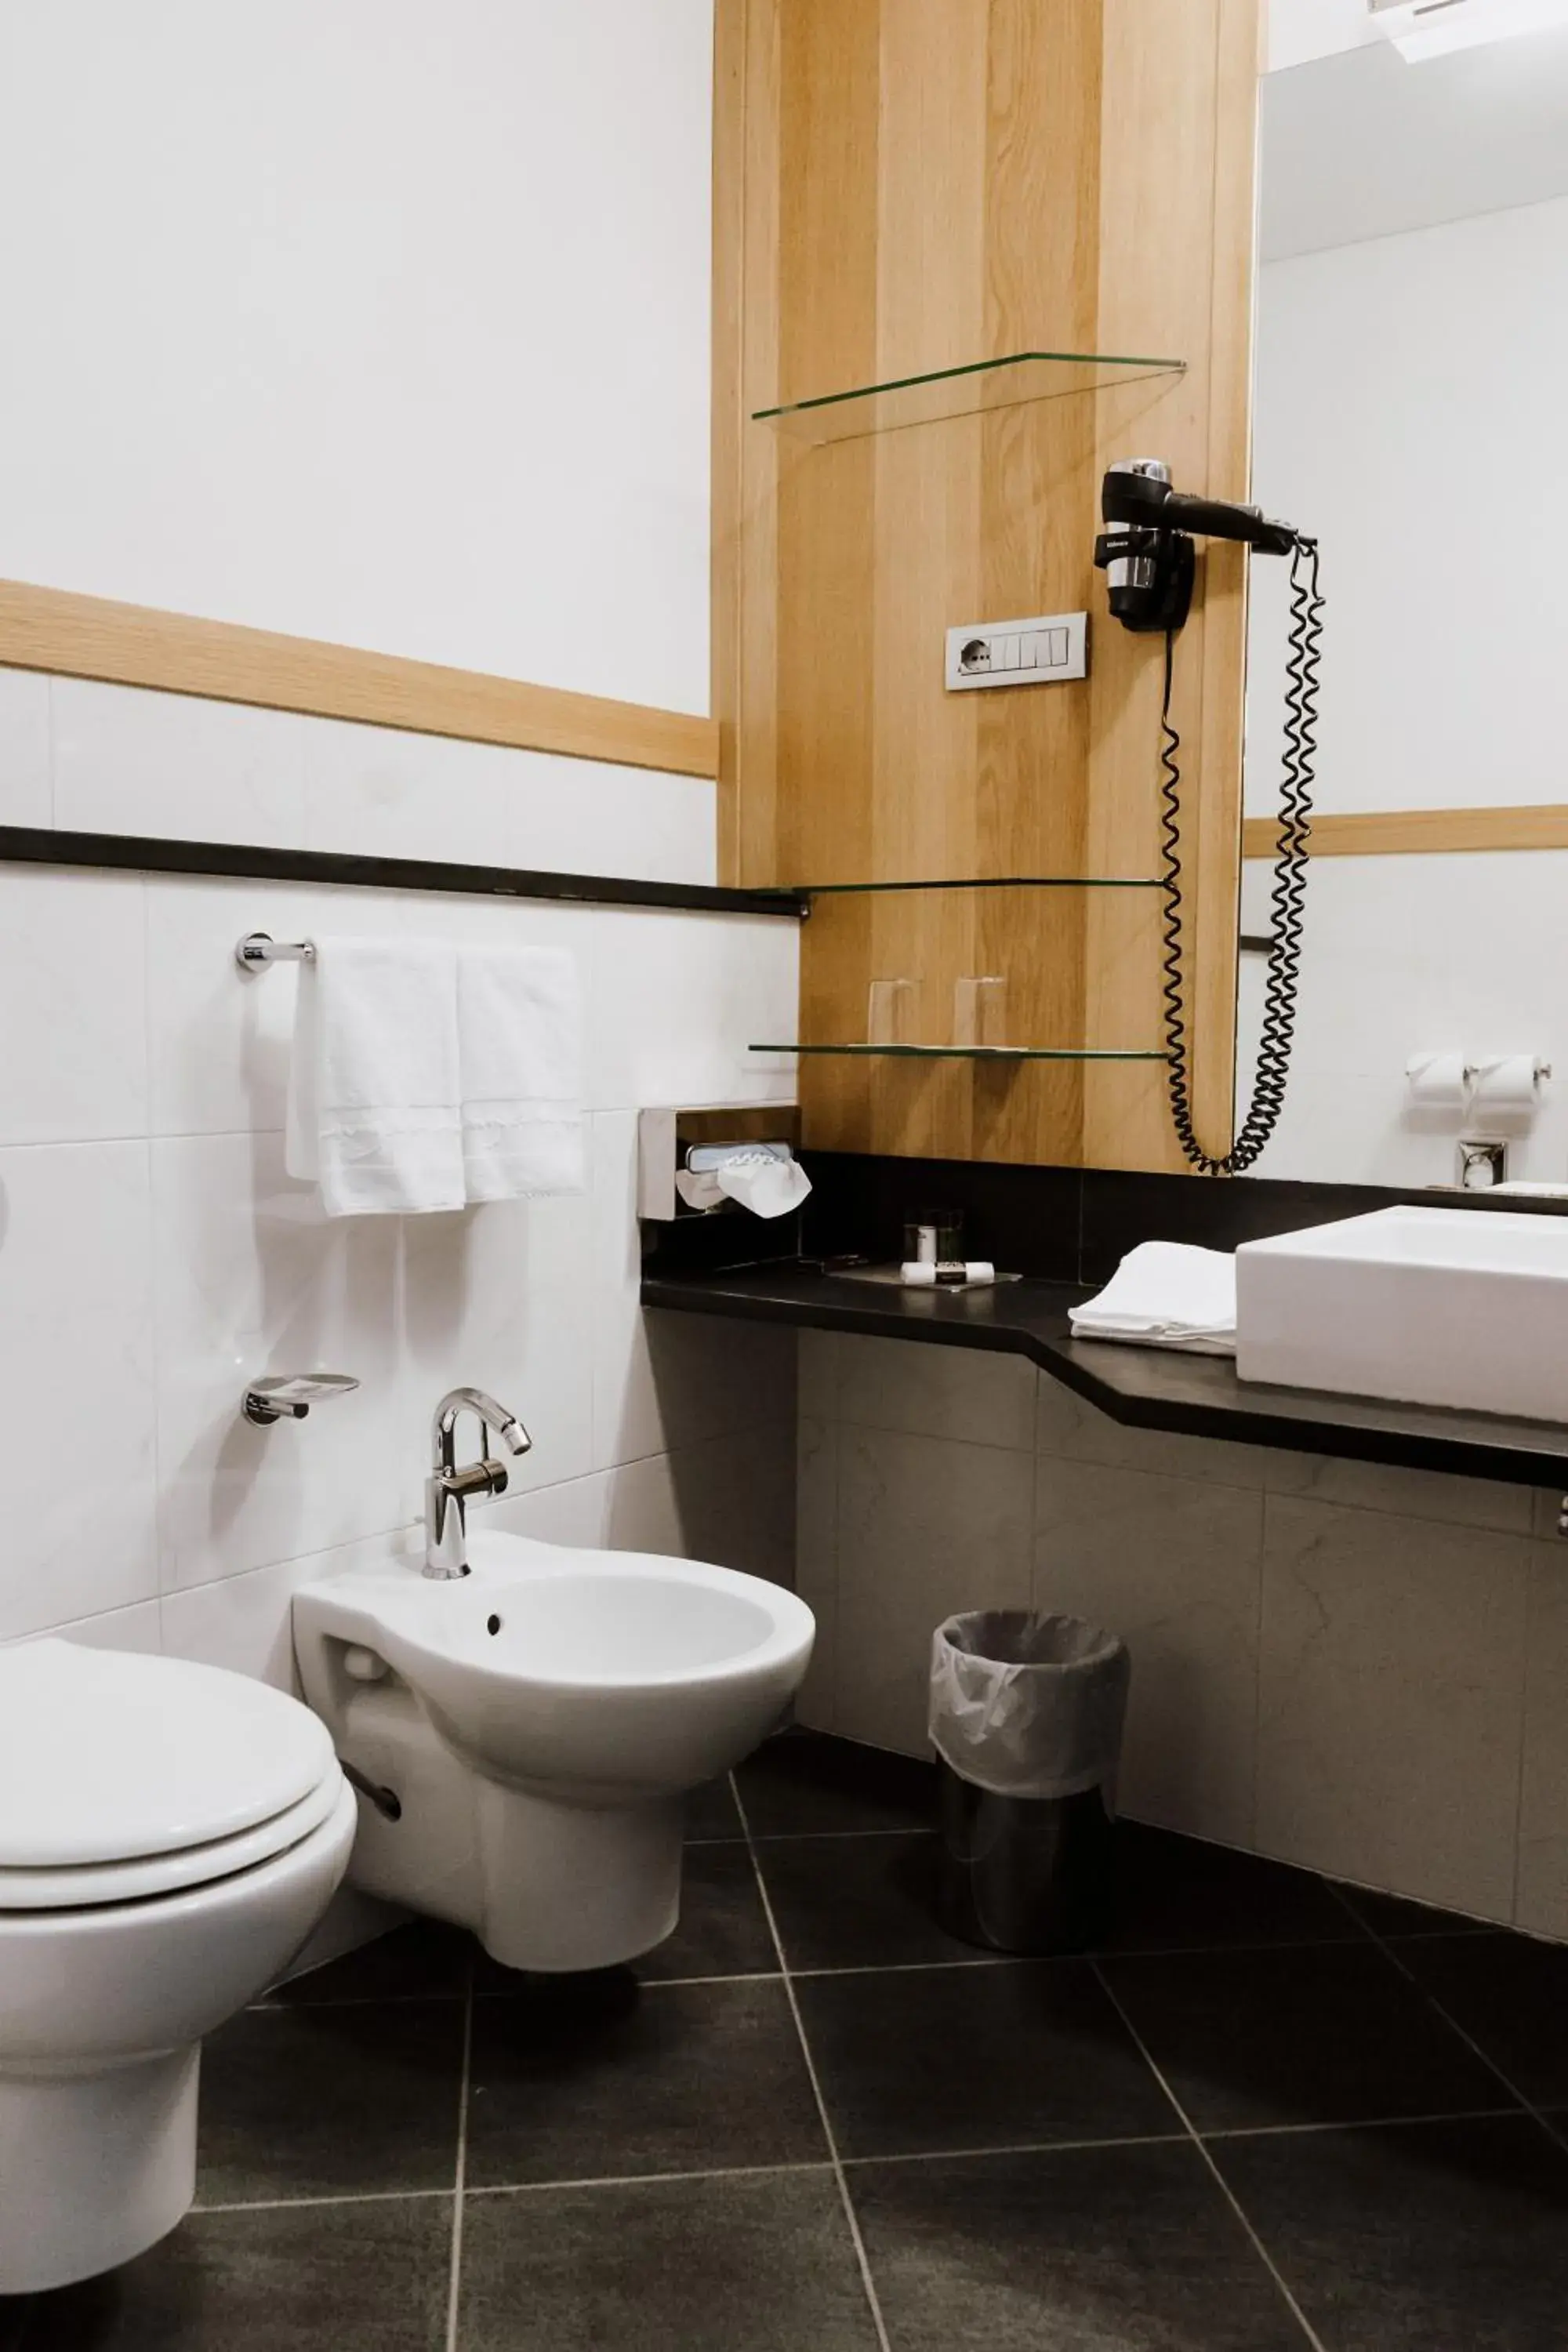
[1244,805,1568,858]
[0,579,720,781]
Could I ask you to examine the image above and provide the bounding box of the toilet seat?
[0,1639,341,1911]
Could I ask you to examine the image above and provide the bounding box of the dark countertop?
[641,1262,1568,1490]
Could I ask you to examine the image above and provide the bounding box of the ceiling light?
[1370,0,1568,59]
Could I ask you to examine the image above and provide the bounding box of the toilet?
[0,1640,357,2296]
[295,1530,814,1973]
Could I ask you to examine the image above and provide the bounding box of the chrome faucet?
[424,1387,532,1579]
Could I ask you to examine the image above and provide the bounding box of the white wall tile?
[0,667,50,824]
[593,1299,797,1473]
[303,717,715,885]
[0,869,147,1144]
[586,907,800,1112]
[834,1425,1034,1756]
[161,1529,419,1691]
[1261,1446,1534,1537]
[398,1200,597,1512]
[0,1142,157,1639]
[601,1423,797,1585]
[7,1599,162,1658]
[1033,1459,1265,1845]
[487,1468,616,1550]
[52,679,310,846]
[1518,1540,1568,1938]
[1256,1495,1530,1918]
[836,1331,1038,1453]
[1035,1366,1267,1490]
[151,1132,403,1588]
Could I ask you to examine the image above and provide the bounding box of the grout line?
[1090,1960,1330,2352]
[194,2187,456,2216]
[464,2158,837,2200]
[1202,2105,1524,2143]
[840,2130,1192,2169]
[688,1825,927,1845]
[1327,1882,1568,2161]
[444,1972,474,2352]
[732,1775,895,2352]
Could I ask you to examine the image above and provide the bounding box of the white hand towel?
[285,936,465,1218]
[458,946,586,1200]
[1069,1240,1238,1355]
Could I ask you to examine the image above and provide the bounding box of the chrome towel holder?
[235,931,315,971]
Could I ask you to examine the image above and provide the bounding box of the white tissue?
[1406,1051,1468,1109]
[1470,1055,1543,1113]
[713,1150,812,1220]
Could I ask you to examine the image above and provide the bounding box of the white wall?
[0,10,803,1694]
[803,1330,1568,1938]
[0,1,713,713]
[0,669,799,1679]
[1240,190,1568,1182]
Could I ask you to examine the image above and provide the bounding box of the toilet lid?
[0,1640,336,1869]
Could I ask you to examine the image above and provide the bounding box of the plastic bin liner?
[929,1610,1131,1801]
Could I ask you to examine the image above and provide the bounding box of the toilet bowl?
[293,1530,814,1973]
[0,1640,357,2296]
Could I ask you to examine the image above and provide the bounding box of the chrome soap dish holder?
[243,1373,361,1427]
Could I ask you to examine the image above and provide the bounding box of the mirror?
[1238,9,1568,1189]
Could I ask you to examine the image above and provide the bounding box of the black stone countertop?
[641,1262,1568,1490]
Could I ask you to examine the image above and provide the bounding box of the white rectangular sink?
[1235,1207,1568,1424]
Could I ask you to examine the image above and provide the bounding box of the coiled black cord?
[1159,535,1322,1174]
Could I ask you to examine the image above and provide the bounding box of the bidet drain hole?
[487,1613,502,1635]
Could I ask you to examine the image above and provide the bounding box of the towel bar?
[235,931,315,971]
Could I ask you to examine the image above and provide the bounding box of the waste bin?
[929,1610,1130,1955]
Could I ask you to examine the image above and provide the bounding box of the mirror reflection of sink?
[1236,1207,1568,1424]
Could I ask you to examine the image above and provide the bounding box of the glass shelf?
[748,1043,1171,1063]
[753,350,1186,445]
[780,874,1166,897]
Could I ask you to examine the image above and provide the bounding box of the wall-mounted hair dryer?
[1093,457,1323,1176]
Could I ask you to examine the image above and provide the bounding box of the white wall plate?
[944,611,1088,691]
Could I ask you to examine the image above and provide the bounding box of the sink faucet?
[425,1387,532,1579]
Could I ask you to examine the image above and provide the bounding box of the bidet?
[294,1528,812,1971]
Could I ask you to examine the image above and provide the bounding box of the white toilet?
[0,1640,357,2296]
[294,1530,814,1973]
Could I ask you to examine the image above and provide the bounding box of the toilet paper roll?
[1405,1051,1468,1109]
[713,1150,813,1219]
[1471,1055,1543,1113]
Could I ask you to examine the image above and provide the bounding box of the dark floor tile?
[1214,2114,1568,2351]
[474,1842,778,1992]
[851,2140,1308,2351]
[0,2301,30,2350]
[459,2170,879,2351]
[1102,1823,1362,1954]
[1102,1942,1513,2134]
[464,1973,827,2187]
[1399,1933,1568,2107]
[12,2198,450,2350]
[685,1773,743,1840]
[1335,1882,1497,1941]
[797,1959,1177,2160]
[736,1730,935,1837]
[196,1998,465,2203]
[759,1831,986,1970]
[263,1916,474,2005]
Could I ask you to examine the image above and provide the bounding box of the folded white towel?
[1069,1240,1238,1356]
[285,936,465,1218]
[458,946,586,1201]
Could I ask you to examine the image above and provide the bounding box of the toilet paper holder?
[638,1104,802,1221]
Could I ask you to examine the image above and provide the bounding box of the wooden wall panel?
[715,0,1263,1170]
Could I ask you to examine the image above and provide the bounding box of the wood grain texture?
[715,0,1263,1167]
[1244,805,1568,858]
[0,579,720,779]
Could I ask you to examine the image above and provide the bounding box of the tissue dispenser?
[637,1105,802,1221]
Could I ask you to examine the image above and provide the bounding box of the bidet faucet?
[424,1387,532,1579]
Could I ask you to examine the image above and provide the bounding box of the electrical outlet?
[945,611,1087,692]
